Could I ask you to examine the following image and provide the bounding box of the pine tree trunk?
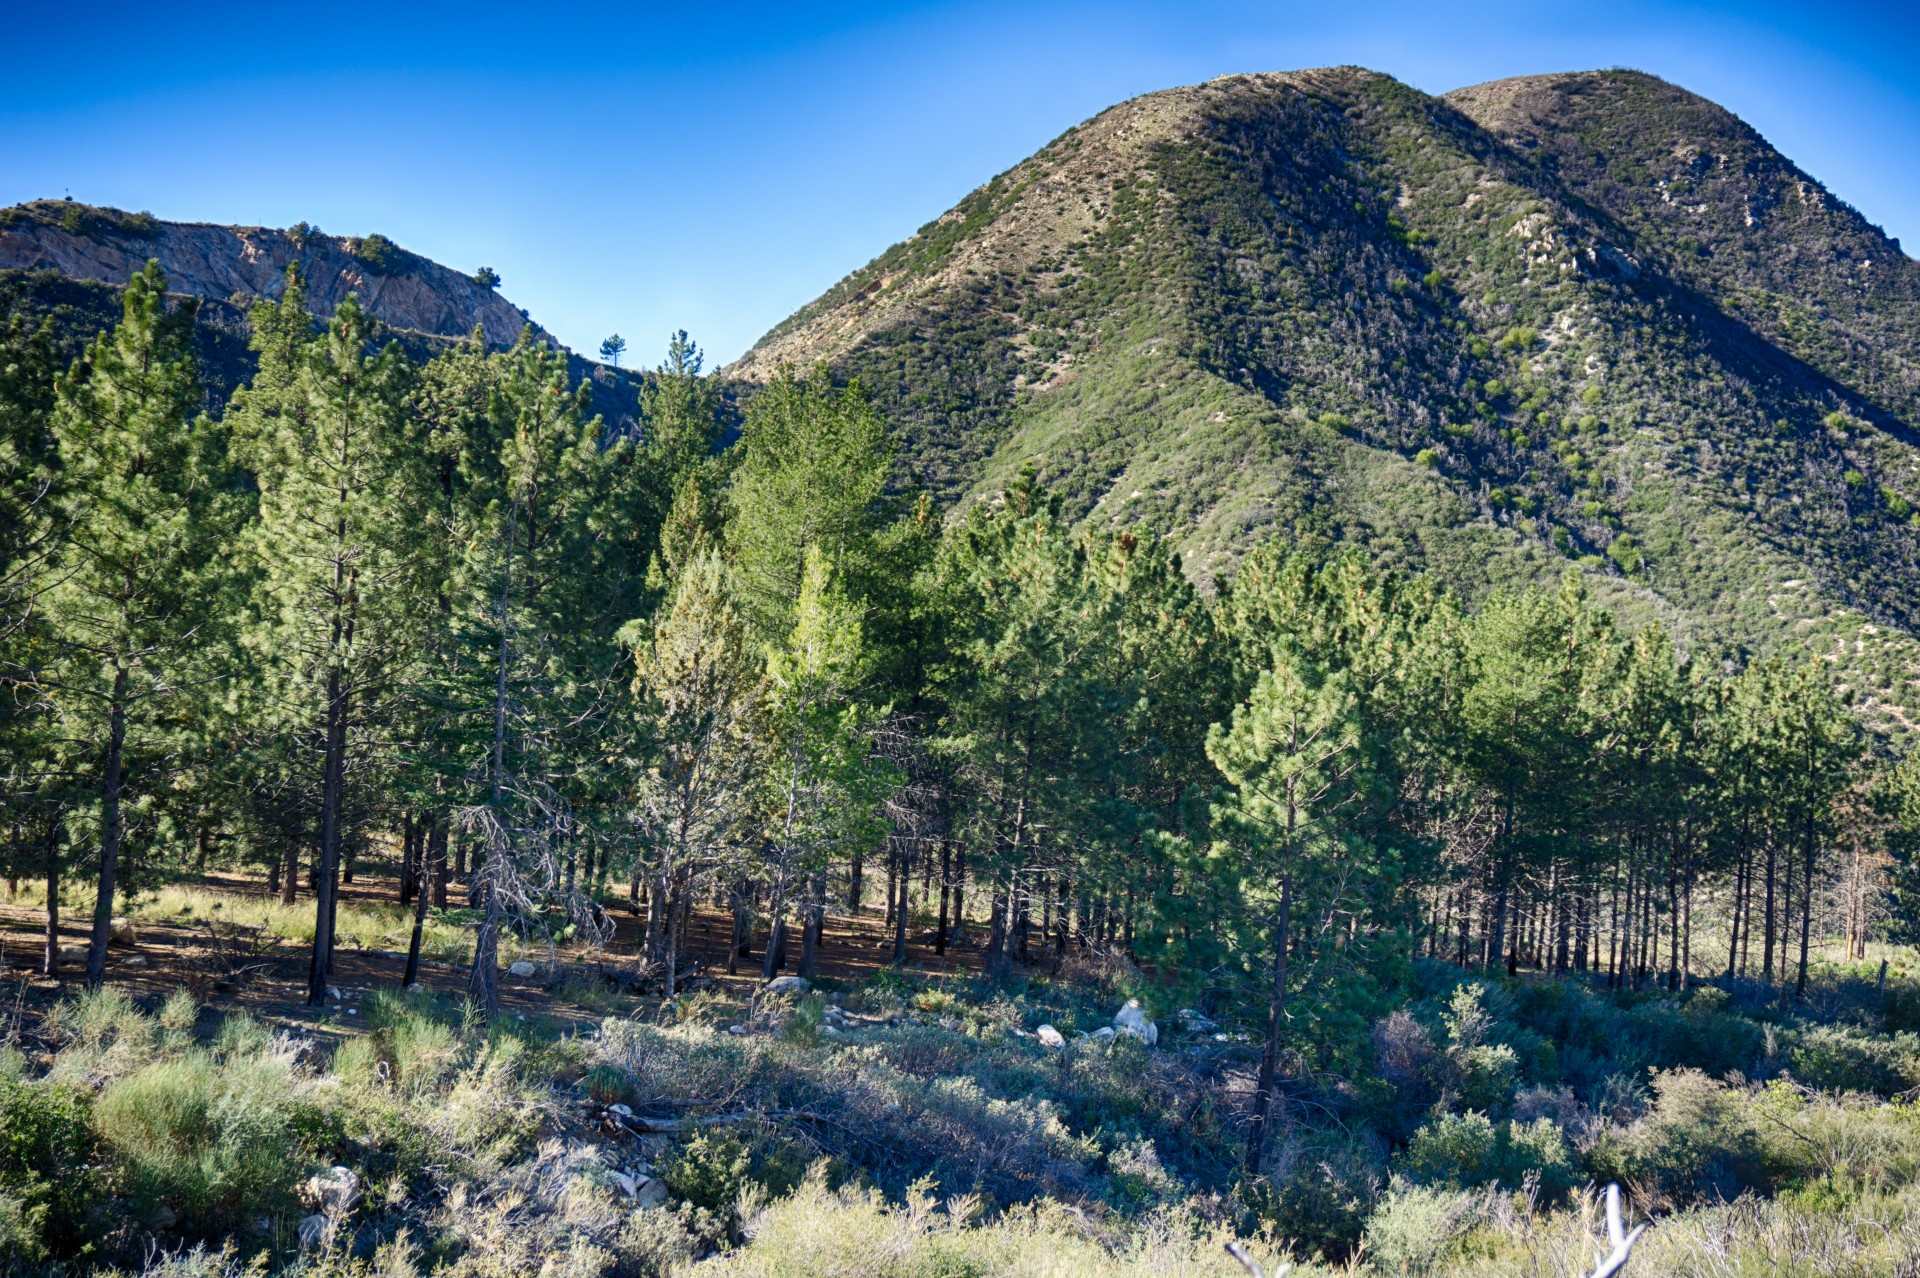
[1244,872,1293,1175]
[85,664,129,989]
[400,816,416,905]
[935,840,951,955]
[307,662,349,1007]
[42,814,61,977]
[431,815,449,908]
[1762,839,1778,984]
[403,812,432,988]
[727,883,746,975]
[892,849,909,965]
[798,873,824,977]
[1796,809,1817,999]
[280,837,298,905]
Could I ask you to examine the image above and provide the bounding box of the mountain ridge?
[0,199,644,427]
[727,65,1920,735]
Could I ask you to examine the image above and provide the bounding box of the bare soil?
[0,866,980,1044]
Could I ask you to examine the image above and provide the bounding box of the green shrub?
[92,1047,324,1235]
[1363,1183,1481,1276]
[660,1128,814,1220]
[1402,1111,1496,1187]
[661,1131,754,1215]
[1585,1068,1773,1204]
[355,232,405,273]
[1259,1135,1383,1260]
[0,1075,98,1261]
[1789,1025,1920,1096]
[1492,1117,1574,1199]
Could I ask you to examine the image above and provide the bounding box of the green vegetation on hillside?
[8,62,1920,1277]
[735,66,1920,737]
[5,269,1920,1272]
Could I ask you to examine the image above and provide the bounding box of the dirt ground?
[0,865,980,1043]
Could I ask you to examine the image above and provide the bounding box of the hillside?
[732,67,1920,734]
[0,200,643,427]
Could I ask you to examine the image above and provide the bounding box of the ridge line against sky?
[5,0,1917,365]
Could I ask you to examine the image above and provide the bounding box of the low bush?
[0,1071,99,1262]
[91,1042,327,1236]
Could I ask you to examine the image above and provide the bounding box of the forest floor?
[0,865,981,1044]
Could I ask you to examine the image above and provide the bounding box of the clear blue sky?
[4,1,1916,365]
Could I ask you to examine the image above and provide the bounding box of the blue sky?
[4,1,1916,365]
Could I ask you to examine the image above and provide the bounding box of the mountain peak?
[729,66,1920,735]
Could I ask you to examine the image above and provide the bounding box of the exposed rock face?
[0,201,542,346]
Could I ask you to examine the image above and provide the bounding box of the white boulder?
[305,1165,361,1213]
[508,960,537,978]
[1114,999,1158,1046]
[763,975,810,996]
[1035,1024,1067,1049]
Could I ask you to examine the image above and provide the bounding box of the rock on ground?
[1114,999,1158,1046]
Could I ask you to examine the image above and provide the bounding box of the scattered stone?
[108,916,138,947]
[304,1165,361,1213]
[609,1170,639,1198]
[762,975,809,996]
[634,1176,670,1209]
[726,1024,748,1036]
[298,1214,330,1250]
[405,982,426,993]
[630,1161,655,1178]
[120,954,148,968]
[1114,999,1158,1047]
[1176,1008,1218,1034]
[1035,1024,1066,1049]
[325,985,344,1002]
[608,1103,634,1118]
[508,960,537,978]
[1084,1026,1117,1046]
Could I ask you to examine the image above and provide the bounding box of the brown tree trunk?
[85,665,130,989]
[403,812,433,989]
[307,662,349,1007]
[42,813,61,977]
[1244,873,1293,1176]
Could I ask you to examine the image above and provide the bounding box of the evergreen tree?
[758,546,890,977]
[728,366,893,638]
[237,289,428,1006]
[42,262,237,986]
[624,551,762,994]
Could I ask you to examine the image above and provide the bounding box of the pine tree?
[728,366,893,638]
[624,551,762,994]
[238,289,429,1006]
[758,546,889,978]
[1205,653,1383,1174]
[43,261,237,986]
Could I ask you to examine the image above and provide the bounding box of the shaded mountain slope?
[731,67,1920,734]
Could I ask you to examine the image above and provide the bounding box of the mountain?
[0,200,642,427]
[731,67,1920,736]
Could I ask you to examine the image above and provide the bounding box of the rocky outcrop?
[0,201,542,346]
